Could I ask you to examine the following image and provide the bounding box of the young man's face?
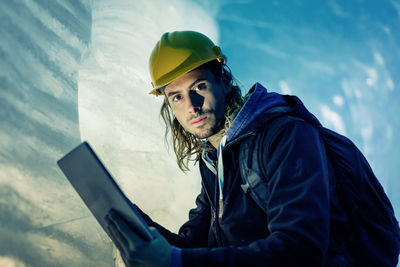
[164,68,228,139]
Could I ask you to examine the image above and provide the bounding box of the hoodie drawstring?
[217,135,228,218]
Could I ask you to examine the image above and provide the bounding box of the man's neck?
[207,128,226,149]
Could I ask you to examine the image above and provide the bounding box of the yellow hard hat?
[148,31,226,96]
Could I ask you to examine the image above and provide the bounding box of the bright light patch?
[365,67,378,87]
[279,80,292,94]
[361,125,373,141]
[321,105,346,135]
[387,79,394,90]
[361,124,374,155]
[386,124,393,139]
[0,256,26,267]
[374,52,385,66]
[391,0,400,17]
[332,95,344,107]
[366,78,374,86]
[354,89,362,99]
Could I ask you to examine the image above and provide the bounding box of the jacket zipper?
[201,176,224,246]
[201,180,215,211]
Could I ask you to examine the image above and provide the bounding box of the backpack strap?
[238,116,293,214]
[238,157,268,214]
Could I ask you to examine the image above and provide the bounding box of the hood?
[225,82,288,143]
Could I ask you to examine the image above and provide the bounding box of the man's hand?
[105,209,172,267]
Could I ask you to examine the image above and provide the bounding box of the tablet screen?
[57,141,153,241]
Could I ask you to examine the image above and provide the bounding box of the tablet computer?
[57,141,153,241]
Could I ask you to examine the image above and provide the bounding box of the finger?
[107,209,146,250]
[106,217,130,257]
[108,209,152,241]
[109,232,127,261]
[149,227,162,239]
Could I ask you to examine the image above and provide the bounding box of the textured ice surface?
[1,0,399,266]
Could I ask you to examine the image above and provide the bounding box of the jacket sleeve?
[137,186,211,248]
[180,119,331,266]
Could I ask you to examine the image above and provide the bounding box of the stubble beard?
[188,109,225,140]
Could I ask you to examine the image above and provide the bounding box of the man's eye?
[194,83,207,91]
[173,95,183,102]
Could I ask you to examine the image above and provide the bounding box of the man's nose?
[187,92,204,113]
[187,99,200,113]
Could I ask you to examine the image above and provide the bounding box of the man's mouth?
[191,116,207,125]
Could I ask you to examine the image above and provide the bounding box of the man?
[105,31,400,266]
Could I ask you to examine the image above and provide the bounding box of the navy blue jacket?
[140,84,398,266]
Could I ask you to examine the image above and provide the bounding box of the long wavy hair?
[160,60,244,171]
